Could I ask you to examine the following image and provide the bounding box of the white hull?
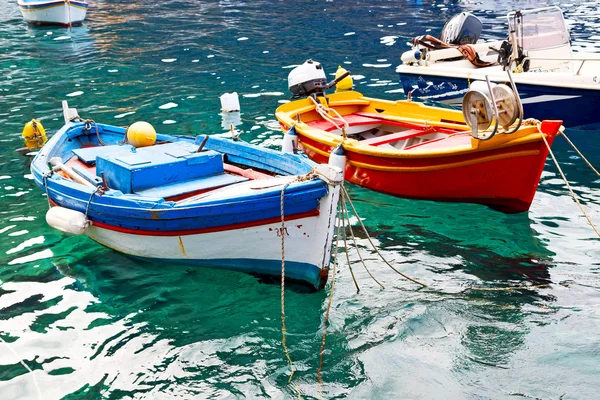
[85,172,342,288]
[397,53,600,91]
[18,1,88,26]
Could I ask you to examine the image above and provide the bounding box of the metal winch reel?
[462,71,524,140]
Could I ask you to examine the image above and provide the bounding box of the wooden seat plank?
[360,129,425,146]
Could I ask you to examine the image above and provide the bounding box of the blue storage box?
[96,142,224,194]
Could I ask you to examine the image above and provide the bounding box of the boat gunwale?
[275,91,560,159]
[30,121,330,227]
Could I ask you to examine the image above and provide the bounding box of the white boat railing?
[521,56,600,75]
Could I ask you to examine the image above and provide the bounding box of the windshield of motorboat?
[508,7,570,51]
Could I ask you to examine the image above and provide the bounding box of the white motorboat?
[397,7,600,128]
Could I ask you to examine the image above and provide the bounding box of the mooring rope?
[279,181,296,385]
[84,186,102,222]
[560,131,599,177]
[278,171,325,399]
[342,187,428,287]
[341,202,361,293]
[317,204,343,397]
[340,196,385,289]
[539,129,599,238]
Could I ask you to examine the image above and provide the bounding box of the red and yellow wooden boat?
[275,83,562,213]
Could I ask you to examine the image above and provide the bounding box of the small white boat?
[17,0,89,27]
[397,7,600,128]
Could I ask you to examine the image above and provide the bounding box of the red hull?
[299,123,561,213]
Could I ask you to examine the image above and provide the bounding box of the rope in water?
[341,204,361,293]
[340,196,385,289]
[539,128,599,238]
[560,131,599,177]
[342,186,428,287]
[317,203,343,397]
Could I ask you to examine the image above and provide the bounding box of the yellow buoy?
[126,121,156,148]
[335,66,353,92]
[22,119,47,150]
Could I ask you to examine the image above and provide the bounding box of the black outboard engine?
[439,12,482,45]
[288,60,328,98]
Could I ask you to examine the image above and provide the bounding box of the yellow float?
[334,66,353,92]
[22,119,47,149]
[126,121,157,147]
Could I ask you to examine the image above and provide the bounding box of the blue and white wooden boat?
[17,0,89,27]
[397,7,600,129]
[30,103,343,290]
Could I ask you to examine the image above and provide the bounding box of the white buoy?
[328,143,346,171]
[219,92,241,112]
[46,206,90,235]
[282,126,298,154]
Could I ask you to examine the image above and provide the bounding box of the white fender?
[282,125,298,154]
[328,143,347,171]
[46,206,89,235]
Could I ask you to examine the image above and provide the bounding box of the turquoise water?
[1,0,599,398]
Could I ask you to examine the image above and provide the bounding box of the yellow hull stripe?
[300,141,540,172]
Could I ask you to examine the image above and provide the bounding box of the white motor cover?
[328,144,347,173]
[288,60,326,87]
[46,206,90,235]
[288,60,328,97]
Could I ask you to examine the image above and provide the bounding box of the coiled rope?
[308,96,349,138]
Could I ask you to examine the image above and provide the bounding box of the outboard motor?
[288,60,328,98]
[439,12,482,45]
[288,60,352,99]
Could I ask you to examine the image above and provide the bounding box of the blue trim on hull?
[399,73,600,129]
[30,122,329,232]
[129,257,326,290]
